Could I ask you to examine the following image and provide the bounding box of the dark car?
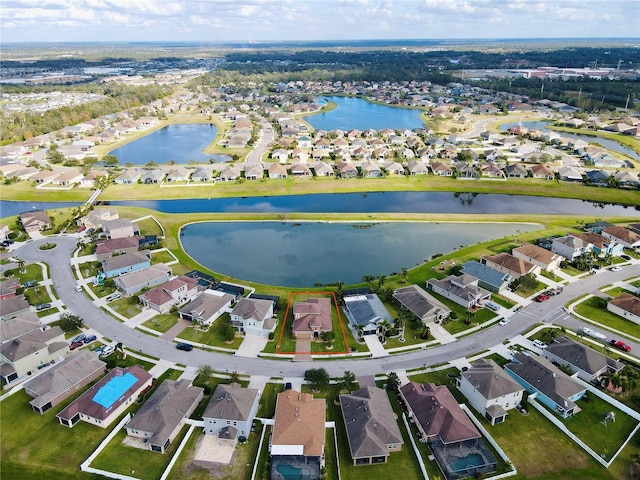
[176,342,193,351]
[24,280,37,288]
[69,341,84,350]
[35,303,51,311]
[621,254,632,261]
[284,382,292,391]
[83,335,97,344]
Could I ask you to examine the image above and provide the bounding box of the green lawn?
[36,307,59,317]
[491,292,516,309]
[88,282,117,298]
[601,286,635,298]
[541,269,564,282]
[3,263,44,283]
[108,297,142,319]
[78,261,102,279]
[150,249,175,264]
[513,279,546,298]
[133,216,164,237]
[176,313,243,349]
[561,393,638,461]
[23,286,52,306]
[142,313,179,333]
[561,264,584,276]
[574,296,639,339]
[257,382,282,418]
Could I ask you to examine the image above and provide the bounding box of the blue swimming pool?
[92,372,138,409]
[449,452,485,473]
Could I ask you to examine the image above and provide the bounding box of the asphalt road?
[244,118,274,165]
[15,236,640,377]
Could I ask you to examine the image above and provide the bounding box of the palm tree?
[395,316,406,341]
[540,329,559,344]
[362,274,375,289]
[196,365,214,385]
[400,267,408,284]
[377,274,387,288]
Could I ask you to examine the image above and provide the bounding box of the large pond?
[499,121,640,162]
[304,96,424,131]
[181,221,542,287]
[107,192,639,215]
[108,123,218,165]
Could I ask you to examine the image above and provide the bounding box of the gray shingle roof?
[203,383,259,422]
[461,359,523,400]
[545,336,623,376]
[461,261,512,290]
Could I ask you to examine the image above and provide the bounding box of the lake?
[304,96,424,131]
[108,192,639,215]
[499,121,640,162]
[108,123,218,165]
[180,221,542,287]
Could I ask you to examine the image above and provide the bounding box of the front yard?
[108,297,142,319]
[574,296,639,339]
[142,313,179,333]
[176,313,243,349]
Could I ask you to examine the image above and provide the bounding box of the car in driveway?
[176,342,193,351]
[620,254,632,261]
[609,340,631,352]
[35,303,51,311]
[498,318,511,326]
[83,335,97,344]
[532,339,547,349]
[100,345,116,357]
[105,293,121,302]
[71,333,86,343]
[69,341,84,350]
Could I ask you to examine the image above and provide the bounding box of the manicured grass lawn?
[23,286,52,305]
[150,249,175,264]
[134,216,164,237]
[0,388,122,480]
[574,296,639,339]
[257,382,281,418]
[561,264,584,276]
[491,292,516,309]
[78,261,101,279]
[176,313,243,349]
[89,282,117,298]
[562,394,638,461]
[3,263,44,283]
[513,279,546,298]
[541,269,564,282]
[142,313,179,333]
[91,426,188,480]
[108,297,142,319]
[601,286,635,298]
[36,307,59,317]
[77,242,96,256]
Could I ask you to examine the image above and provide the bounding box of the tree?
[196,364,214,384]
[541,329,559,344]
[229,370,241,384]
[221,323,236,342]
[362,274,375,289]
[400,267,408,283]
[420,325,431,340]
[519,273,538,290]
[102,155,119,167]
[321,330,335,344]
[386,372,400,391]
[58,312,85,332]
[377,274,387,288]
[338,370,358,392]
[304,368,330,391]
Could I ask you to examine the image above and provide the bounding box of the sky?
[1,0,639,43]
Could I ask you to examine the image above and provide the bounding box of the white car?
[610,266,622,272]
[498,318,510,326]
[100,345,115,357]
[75,285,83,292]
[532,339,547,349]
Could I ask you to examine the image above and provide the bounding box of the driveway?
[14,235,640,378]
[235,334,269,358]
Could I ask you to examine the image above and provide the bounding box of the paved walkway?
[364,335,388,357]
[248,375,270,391]
[428,322,457,344]
[236,335,269,358]
[149,359,174,377]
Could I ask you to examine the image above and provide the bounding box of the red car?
[535,294,551,302]
[69,341,84,350]
[609,340,631,352]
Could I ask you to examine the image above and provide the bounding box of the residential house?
[457,359,524,425]
[229,297,276,336]
[0,295,32,321]
[0,224,11,242]
[0,278,20,301]
[614,171,640,189]
[406,161,429,176]
[103,218,138,239]
[383,161,405,176]
[79,209,119,230]
[504,352,586,418]
[141,169,165,184]
[585,169,610,186]
[312,161,334,177]
[481,163,505,178]
[203,382,260,445]
[244,164,264,180]
[19,211,52,233]
[125,380,203,453]
[343,293,394,336]
[290,163,312,177]
[268,163,288,179]
[191,167,212,182]
[607,293,640,325]
[550,235,592,261]
[602,226,640,249]
[461,261,513,293]
[292,297,332,338]
[336,162,358,178]
[339,386,403,465]
[80,170,108,188]
[138,275,199,314]
[504,164,528,178]
[218,165,241,182]
[360,161,382,178]
[30,170,59,185]
[557,166,583,182]
[392,284,451,324]
[512,243,563,272]
[271,390,326,476]
[102,252,150,278]
[426,274,491,309]
[23,351,106,414]
[57,365,153,428]
[52,170,83,186]
[95,237,141,260]
[430,161,453,176]
[178,290,234,326]
[571,232,624,257]
[165,168,190,182]
[114,264,172,295]
[114,169,141,184]
[0,321,69,385]
[530,164,555,180]
[542,336,624,382]
[481,252,540,279]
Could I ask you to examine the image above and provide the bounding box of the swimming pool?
[448,452,485,473]
[274,462,316,480]
[92,372,138,409]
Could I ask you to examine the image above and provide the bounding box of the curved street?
[15,235,640,378]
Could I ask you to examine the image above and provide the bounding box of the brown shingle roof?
[609,292,640,317]
[512,243,558,265]
[482,252,536,276]
[272,390,325,457]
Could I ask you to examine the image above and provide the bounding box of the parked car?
[105,293,121,302]
[71,333,86,343]
[484,301,500,312]
[532,339,547,349]
[609,340,631,352]
[620,254,632,261]
[75,285,83,292]
[100,345,116,357]
[24,280,37,288]
[176,342,193,351]
[499,318,511,326]
[35,303,51,311]
[69,341,84,350]
[83,335,97,344]
[535,294,551,302]
[610,266,622,272]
